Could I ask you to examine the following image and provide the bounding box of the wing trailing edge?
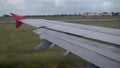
[10,13,25,28]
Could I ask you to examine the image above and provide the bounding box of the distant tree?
[115,12,120,16]
[102,12,109,14]
[101,12,111,16]
[111,12,115,16]
[3,14,10,17]
[111,12,120,16]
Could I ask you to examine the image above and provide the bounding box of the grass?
[64,20,120,28]
[0,23,87,68]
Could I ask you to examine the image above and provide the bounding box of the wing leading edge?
[11,13,120,45]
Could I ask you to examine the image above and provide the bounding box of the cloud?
[7,0,26,10]
[101,1,112,8]
[36,0,65,7]
[54,0,65,7]
[0,0,120,16]
[7,0,24,5]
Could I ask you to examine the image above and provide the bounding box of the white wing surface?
[11,13,120,68]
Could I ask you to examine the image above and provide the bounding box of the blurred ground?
[0,15,120,68]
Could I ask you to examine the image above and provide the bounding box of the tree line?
[2,12,120,18]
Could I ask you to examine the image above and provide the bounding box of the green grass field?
[0,16,120,68]
[0,23,87,68]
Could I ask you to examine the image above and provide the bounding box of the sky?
[0,0,120,16]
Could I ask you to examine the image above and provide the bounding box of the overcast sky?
[0,0,120,16]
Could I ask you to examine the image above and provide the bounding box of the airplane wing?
[11,13,120,68]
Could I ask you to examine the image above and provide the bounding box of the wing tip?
[10,13,25,21]
[10,13,25,28]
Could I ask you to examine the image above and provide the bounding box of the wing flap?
[39,28,120,68]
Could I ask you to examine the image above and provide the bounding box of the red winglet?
[10,13,25,28]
